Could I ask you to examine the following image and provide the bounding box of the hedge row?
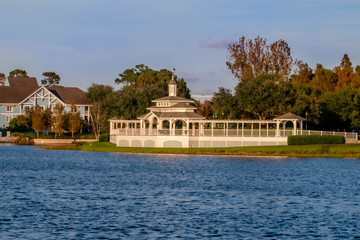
[288,135,345,145]
[11,132,96,139]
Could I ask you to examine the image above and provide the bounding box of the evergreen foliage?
[288,135,345,145]
[99,133,109,142]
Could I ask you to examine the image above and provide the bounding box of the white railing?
[297,130,358,140]
[111,128,358,140]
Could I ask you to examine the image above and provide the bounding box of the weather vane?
[172,67,175,80]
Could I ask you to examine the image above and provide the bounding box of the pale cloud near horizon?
[199,40,234,49]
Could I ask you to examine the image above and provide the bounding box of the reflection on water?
[0,145,360,239]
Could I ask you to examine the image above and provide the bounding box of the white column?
[283,122,286,137]
[211,122,214,136]
[251,123,253,137]
[186,120,189,136]
[226,122,228,137]
[259,123,261,137]
[169,119,173,135]
[266,123,269,137]
[242,122,244,137]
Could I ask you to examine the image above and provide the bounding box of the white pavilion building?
[109,74,318,148]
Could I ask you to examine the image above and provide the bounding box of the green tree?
[32,105,44,138]
[321,87,360,130]
[211,87,236,119]
[9,69,28,77]
[291,85,322,127]
[53,103,65,138]
[90,102,106,139]
[86,84,117,132]
[114,65,191,119]
[41,72,60,86]
[7,115,32,132]
[234,74,295,120]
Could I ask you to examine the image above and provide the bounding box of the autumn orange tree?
[0,73,6,86]
[226,36,293,81]
[195,100,213,119]
[32,105,44,139]
[67,103,82,138]
[334,54,355,91]
[53,103,65,139]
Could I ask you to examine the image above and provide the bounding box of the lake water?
[0,145,360,239]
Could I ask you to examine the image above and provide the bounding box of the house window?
[6,106,13,112]
[6,116,12,122]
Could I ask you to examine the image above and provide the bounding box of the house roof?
[273,112,306,121]
[0,77,39,103]
[152,96,194,103]
[47,87,91,105]
[0,77,91,105]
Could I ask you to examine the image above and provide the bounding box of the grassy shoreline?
[39,142,360,158]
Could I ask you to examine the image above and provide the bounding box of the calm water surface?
[0,145,360,239]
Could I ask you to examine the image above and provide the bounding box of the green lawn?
[40,142,360,158]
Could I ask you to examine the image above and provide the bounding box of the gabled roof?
[0,77,39,103]
[137,111,205,120]
[273,112,306,121]
[148,102,197,110]
[158,112,205,119]
[47,87,91,105]
[152,96,194,103]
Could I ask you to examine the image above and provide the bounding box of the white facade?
[108,76,302,148]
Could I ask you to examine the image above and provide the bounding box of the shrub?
[14,136,34,145]
[11,132,36,138]
[99,133,109,142]
[288,135,345,145]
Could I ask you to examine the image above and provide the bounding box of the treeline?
[197,36,360,131]
[8,103,85,139]
[5,36,360,134]
[86,65,191,131]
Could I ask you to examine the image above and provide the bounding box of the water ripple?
[0,145,360,239]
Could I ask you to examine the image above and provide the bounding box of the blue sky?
[1,0,359,95]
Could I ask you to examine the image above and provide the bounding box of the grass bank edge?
[39,142,360,158]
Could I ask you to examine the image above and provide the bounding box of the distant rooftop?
[192,95,213,102]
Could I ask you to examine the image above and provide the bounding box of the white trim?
[19,86,65,105]
[6,115,13,122]
[1,113,18,116]
[5,105,14,112]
